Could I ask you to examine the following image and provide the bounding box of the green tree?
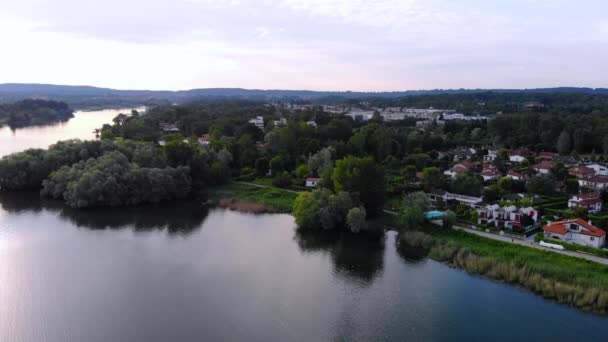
[296,164,309,179]
[269,156,284,175]
[527,175,556,195]
[163,140,194,167]
[421,166,443,190]
[557,130,571,155]
[332,156,386,215]
[443,210,456,229]
[293,191,321,229]
[346,207,367,233]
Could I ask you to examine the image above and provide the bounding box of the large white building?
[543,219,606,248]
[249,116,265,129]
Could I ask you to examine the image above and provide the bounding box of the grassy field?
[209,183,298,213]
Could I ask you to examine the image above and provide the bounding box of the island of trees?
[0,99,74,128]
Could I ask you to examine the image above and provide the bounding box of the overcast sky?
[0,0,607,91]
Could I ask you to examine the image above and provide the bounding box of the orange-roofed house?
[543,219,606,248]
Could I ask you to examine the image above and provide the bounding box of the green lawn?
[209,183,298,213]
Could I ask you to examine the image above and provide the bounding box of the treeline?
[0,99,74,127]
[368,92,608,116]
[0,139,231,208]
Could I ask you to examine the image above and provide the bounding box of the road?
[454,225,608,265]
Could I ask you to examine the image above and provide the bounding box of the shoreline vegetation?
[399,228,608,315]
[208,183,297,213]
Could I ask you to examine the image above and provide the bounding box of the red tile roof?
[584,175,608,184]
[569,166,595,176]
[544,218,606,237]
[533,161,554,170]
[538,151,559,159]
[544,224,568,235]
[578,192,601,200]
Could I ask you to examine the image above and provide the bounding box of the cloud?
[599,20,608,34]
[0,0,607,90]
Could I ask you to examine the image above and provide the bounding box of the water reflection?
[294,228,385,284]
[0,191,208,235]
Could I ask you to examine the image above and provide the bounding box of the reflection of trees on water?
[294,228,385,284]
[0,191,208,235]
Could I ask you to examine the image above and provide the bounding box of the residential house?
[483,148,498,162]
[452,147,476,161]
[533,161,553,175]
[568,192,603,214]
[249,116,265,129]
[305,178,321,188]
[543,219,606,248]
[507,170,528,181]
[579,175,608,191]
[444,162,475,178]
[477,204,539,230]
[198,134,211,146]
[569,165,595,178]
[509,148,531,163]
[481,163,500,182]
[585,163,608,176]
[538,151,559,161]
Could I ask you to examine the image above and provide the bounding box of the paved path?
[234,181,300,194]
[454,225,608,265]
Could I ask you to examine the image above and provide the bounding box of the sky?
[0,0,607,91]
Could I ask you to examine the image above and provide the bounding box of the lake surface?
[0,107,143,157]
[0,192,607,342]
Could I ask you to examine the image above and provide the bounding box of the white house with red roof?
[579,175,608,191]
[443,162,475,178]
[569,165,595,178]
[533,161,553,175]
[568,192,603,214]
[481,164,501,182]
[543,219,606,248]
[507,170,528,181]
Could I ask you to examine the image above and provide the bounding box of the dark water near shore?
[0,192,607,342]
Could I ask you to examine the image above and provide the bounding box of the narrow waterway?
[0,107,142,157]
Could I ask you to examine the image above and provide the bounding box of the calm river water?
[0,110,607,341]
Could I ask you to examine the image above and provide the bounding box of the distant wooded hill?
[1,83,608,109]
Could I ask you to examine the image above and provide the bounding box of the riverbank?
[207,183,298,213]
[400,228,608,314]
